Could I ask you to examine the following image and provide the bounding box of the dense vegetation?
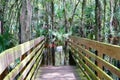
[0,0,120,51]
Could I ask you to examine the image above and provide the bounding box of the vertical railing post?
[0,68,9,80]
[96,51,103,79]
[85,46,90,58]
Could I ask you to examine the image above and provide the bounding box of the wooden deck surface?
[35,66,87,80]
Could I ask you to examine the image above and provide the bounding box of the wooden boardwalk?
[35,66,87,80]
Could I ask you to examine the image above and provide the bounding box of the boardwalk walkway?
[35,66,87,80]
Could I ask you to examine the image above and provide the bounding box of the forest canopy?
[0,0,120,53]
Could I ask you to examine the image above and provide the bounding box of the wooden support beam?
[97,51,103,78]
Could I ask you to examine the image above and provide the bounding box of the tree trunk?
[51,0,55,66]
[95,0,102,41]
[103,0,107,42]
[0,21,1,34]
[81,0,86,37]
[104,1,106,30]
[44,1,49,65]
[63,0,68,65]
[20,0,32,43]
[63,0,68,33]
[0,1,6,34]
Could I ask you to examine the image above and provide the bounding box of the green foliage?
[36,28,48,37]
[34,7,39,12]
[85,5,95,25]
[56,9,64,19]
[114,6,120,24]
[72,26,79,35]
[49,27,72,44]
[0,32,16,53]
[46,0,52,2]
[35,24,48,37]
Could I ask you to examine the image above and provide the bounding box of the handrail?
[0,36,45,80]
[68,36,120,80]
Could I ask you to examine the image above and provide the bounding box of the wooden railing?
[68,36,120,80]
[0,36,45,80]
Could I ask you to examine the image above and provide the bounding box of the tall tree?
[20,0,32,43]
[0,0,7,34]
[95,0,102,41]
[51,0,55,66]
[63,0,68,33]
[81,0,86,37]
[63,0,68,65]
[103,0,107,42]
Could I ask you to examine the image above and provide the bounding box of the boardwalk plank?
[35,66,87,80]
